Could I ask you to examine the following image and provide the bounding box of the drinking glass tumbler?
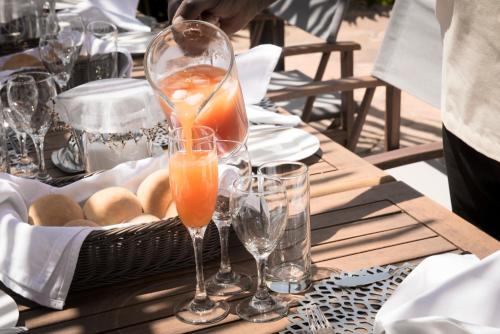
[86,21,118,81]
[258,161,312,294]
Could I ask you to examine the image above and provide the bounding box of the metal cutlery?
[306,304,334,334]
[333,264,413,288]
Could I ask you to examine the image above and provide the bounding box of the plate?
[117,32,156,55]
[0,290,19,329]
[247,127,320,166]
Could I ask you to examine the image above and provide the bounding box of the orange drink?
[159,64,248,145]
[169,150,218,228]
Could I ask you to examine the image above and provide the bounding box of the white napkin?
[236,44,282,105]
[374,252,500,334]
[55,78,165,133]
[68,0,150,32]
[0,154,168,309]
[246,105,301,126]
[234,44,301,126]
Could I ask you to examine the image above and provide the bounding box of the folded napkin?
[246,105,301,127]
[55,78,164,133]
[374,252,500,334]
[236,44,282,105]
[68,0,150,32]
[0,155,167,309]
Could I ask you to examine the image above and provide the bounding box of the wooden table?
[9,179,498,334]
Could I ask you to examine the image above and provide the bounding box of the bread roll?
[28,194,84,227]
[64,219,99,227]
[164,202,178,219]
[83,187,143,226]
[136,169,172,218]
[124,214,160,225]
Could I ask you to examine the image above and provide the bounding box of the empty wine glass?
[7,72,57,181]
[39,12,84,90]
[206,140,253,296]
[230,175,289,323]
[1,86,38,178]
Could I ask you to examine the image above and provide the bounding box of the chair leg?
[340,50,354,142]
[347,87,376,151]
[385,85,401,151]
[250,20,266,48]
[302,52,331,122]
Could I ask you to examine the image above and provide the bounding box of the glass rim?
[143,19,235,113]
[168,125,215,143]
[216,139,247,158]
[232,174,285,197]
[86,20,118,33]
[257,161,308,180]
[7,74,35,85]
[12,71,54,84]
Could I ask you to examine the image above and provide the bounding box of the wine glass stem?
[255,257,270,301]
[216,222,232,276]
[17,133,27,159]
[31,134,49,180]
[192,228,208,303]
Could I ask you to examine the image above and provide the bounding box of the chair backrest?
[372,0,443,108]
[268,0,350,42]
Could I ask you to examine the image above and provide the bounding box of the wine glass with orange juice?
[144,20,248,148]
[168,125,229,324]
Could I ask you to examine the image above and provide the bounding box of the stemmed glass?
[206,140,252,296]
[39,12,84,90]
[7,72,57,181]
[168,125,229,324]
[230,175,289,323]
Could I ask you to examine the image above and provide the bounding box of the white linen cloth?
[246,105,301,127]
[236,45,300,126]
[55,78,165,133]
[372,0,442,108]
[374,252,500,334]
[0,155,167,309]
[67,0,150,32]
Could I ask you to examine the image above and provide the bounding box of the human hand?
[167,0,275,35]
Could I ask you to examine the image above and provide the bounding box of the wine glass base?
[206,271,252,296]
[175,298,229,325]
[236,295,288,323]
[51,147,85,174]
[10,163,38,178]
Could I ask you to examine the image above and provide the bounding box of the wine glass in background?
[7,72,57,181]
[2,76,39,178]
[230,175,289,323]
[39,12,84,90]
[86,20,118,81]
[168,125,229,325]
[206,140,253,296]
[0,0,41,57]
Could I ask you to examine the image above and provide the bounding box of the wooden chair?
[251,0,401,151]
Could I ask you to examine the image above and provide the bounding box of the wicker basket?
[48,174,224,292]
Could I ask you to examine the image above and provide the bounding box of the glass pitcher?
[144,20,248,148]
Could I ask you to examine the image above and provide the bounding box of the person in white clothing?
[435,0,500,240]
